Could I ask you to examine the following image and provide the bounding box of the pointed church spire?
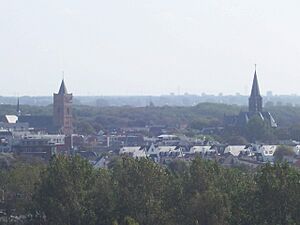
[250,66,261,97]
[249,66,263,113]
[58,79,68,95]
[17,97,21,116]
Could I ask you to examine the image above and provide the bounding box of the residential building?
[119,146,147,158]
[13,134,66,159]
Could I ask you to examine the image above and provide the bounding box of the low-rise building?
[119,146,147,158]
[224,145,247,157]
[189,145,214,155]
[157,146,183,158]
[255,145,277,162]
[13,134,66,159]
[0,122,29,132]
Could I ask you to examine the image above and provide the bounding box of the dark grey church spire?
[17,97,21,116]
[249,67,263,113]
[58,79,68,95]
[250,68,261,97]
[224,67,277,128]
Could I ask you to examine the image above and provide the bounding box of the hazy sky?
[1,0,300,96]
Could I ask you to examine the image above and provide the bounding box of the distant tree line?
[1,156,300,225]
[3,103,300,142]
[73,103,300,143]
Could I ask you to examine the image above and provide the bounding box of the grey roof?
[58,79,68,94]
[224,111,277,128]
[250,70,261,97]
[261,111,277,128]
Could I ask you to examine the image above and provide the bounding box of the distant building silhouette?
[18,115,54,132]
[248,71,263,113]
[53,80,73,135]
[224,69,277,128]
[16,97,21,116]
[17,96,55,133]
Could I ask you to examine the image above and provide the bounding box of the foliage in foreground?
[1,156,300,225]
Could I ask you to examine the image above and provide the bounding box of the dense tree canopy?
[1,156,300,225]
[274,145,296,162]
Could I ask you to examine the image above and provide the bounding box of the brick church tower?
[53,80,73,135]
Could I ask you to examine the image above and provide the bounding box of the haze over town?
[1,0,300,96]
[2,1,300,225]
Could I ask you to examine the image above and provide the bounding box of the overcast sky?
[1,0,300,96]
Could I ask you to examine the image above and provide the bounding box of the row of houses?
[119,144,300,163]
